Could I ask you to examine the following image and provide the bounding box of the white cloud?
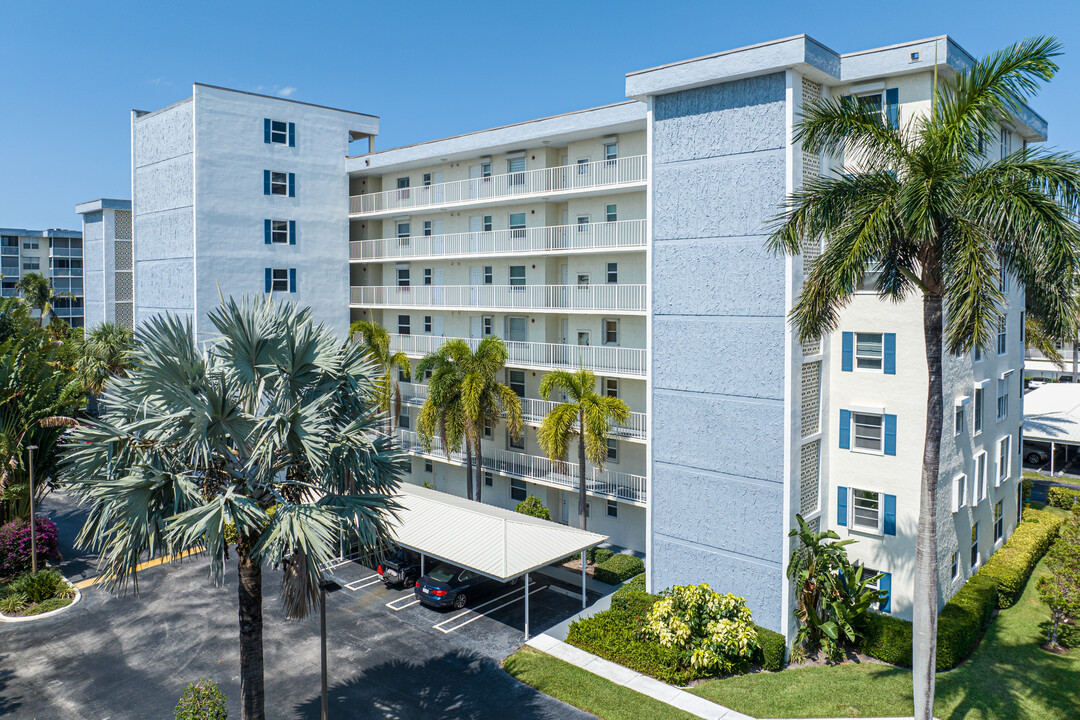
[277,86,297,97]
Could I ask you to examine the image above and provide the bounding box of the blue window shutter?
[884,333,896,374]
[879,572,892,613]
[842,332,854,372]
[263,170,271,195]
[289,268,296,293]
[264,219,272,244]
[839,409,851,449]
[884,414,897,455]
[885,88,900,129]
[884,494,897,535]
[288,122,295,147]
[264,118,271,143]
[837,486,848,526]
[288,220,296,245]
[288,173,295,197]
[264,268,272,293]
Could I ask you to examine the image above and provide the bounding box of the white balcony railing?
[350,155,647,216]
[351,219,647,262]
[395,429,646,504]
[398,382,646,440]
[388,333,645,377]
[351,284,646,314]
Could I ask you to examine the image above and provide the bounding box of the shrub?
[567,603,692,685]
[0,592,28,615]
[592,553,645,585]
[859,612,914,667]
[978,508,1065,607]
[1047,486,1080,511]
[515,495,551,520]
[610,588,657,615]
[175,679,228,720]
[22,596,72,616]
[640,585,759,675]
[0,517,61,578]
[753,625,786,671]
[614,572,646,595]
[587,546,614,564]
[10,569,69,604]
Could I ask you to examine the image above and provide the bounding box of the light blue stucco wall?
[649,72,789,632]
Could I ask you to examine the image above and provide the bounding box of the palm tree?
[768,37,1080,720]
[351,319,411,432]
[417,337,523,503]
[63,297,406,720]
[537,368,629,530]
[1024,311,1065,369]
[416,339,471,498]
[75,322,136,415]
[15,272,72,328]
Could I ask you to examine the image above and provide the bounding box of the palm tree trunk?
[465,441,474,501]
[578,410,587,531]
[474,437,484,504]
[913,293,943,720]
[238,551,265,720]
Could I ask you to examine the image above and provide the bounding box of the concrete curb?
[0,578,82,624]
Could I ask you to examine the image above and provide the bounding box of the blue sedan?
[414,563,517,609]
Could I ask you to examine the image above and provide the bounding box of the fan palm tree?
[75,322,136,415]
[537,368,629,531]
[350,319,411,432]
[15,272,72,327]
[768,37,1080,720]
[417,337,523,503]
[62,297,406,720]
[416,339,472,498]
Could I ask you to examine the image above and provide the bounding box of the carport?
[385,484,607,639]
[1022,383,1080,473]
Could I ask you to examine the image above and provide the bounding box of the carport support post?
[524,571,530,641]
[320,586,328,720]
[581,550,587,609]
[1052,442,1056,476]
[421,553,425,576]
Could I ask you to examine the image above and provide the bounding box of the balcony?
[388,333,646,378]
[396,429,646,505]
[1,247,19,256]
[350,155,648,217]
[351,219,646,262]
[398,381,646,440]
[351,284,646,314]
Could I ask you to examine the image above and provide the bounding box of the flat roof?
[76,198,131,214]
[1023,384,1080,446]
[387,484,607,581]
[0,227,81,238]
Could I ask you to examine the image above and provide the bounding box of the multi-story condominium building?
[0,226,84,327]
[95,34,1042,637]
[76,199,134,330]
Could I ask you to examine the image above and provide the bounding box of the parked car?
[378,548,421,588]
[414,562,517,609]
[1023,442,1051,466]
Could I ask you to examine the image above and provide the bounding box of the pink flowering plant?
[0,517,61,578]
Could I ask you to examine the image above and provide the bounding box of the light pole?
[27,445,38,574]
[319,579,342,720]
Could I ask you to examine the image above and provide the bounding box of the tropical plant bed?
[0,568,78,620]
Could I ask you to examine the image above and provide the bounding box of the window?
[998,258,1008,293]
[396,177,410,189]
[576,158,590,175]
[509,370,526,398]
[420,268,431,286]
[1020,312,1025,342]
[481,162,492,178]
[396,267,410,287]
[605,204,617,222]
[994,500,1004,542]
[604,378,619,398]
[424,315,432,333]
[510,478,526,502]
[997,435,1011,485]
[422,173,432,187]
[603,141,618,162]
[607,263,618,284]
[22,238,38,250]
[508,157,526,185]
[509,429,525,450]
[269,171,288,195]
[607,500,618,518]
[974,388,984,435]
[997,315,1007,355]
[509,266,526,287]
[971,523,980,568]
[851,489,882,533]
[577,331,590,346]
[270,268,289,292]
[397,222,411,241]
[506,315,527,342]
[424,460,433,473]
[483,215,493,232]
[607,438,618,463]
[482,316,494,337]
[951,552,959,580]
[602,319,619,346]
[577,273,590,286]
[576,215,590,231]
[268,119,289,144]
[952,474,967,512]
[975,452,987,503]
[484,472,493,487]
[954,405,965,436]
[509,212,527,239]
[974,343,983,362]
[855,333,884,371]
[997,376,1009,420]
[397,314,410,335]
[22,258,39,271]
[483,266,493,285]
[1000,128,1011,159]
[853,413,884,452]
[398,412,410,430]
[423,221,432,236]
[269,220,288,244]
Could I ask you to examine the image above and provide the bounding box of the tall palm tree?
[15,272,72,328]
[63,297,406,720]
[75,322,136,415]
[769,37,1080,720]
[417,337,523,503]
[351,319,411,432]
[416,339,472,498]
[537,368,629,530]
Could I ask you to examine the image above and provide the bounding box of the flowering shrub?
[639,583,759,675]
[0,517,61,578]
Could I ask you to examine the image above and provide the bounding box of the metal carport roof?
[1023,384,1080,446]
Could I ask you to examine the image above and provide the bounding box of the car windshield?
[427,564,458,582]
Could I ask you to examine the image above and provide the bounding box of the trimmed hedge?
[616,572,646,595]
[592,553,645,585]
[859,508,1064,669]
[978,508,1065,608]
[754,625,786,672]
[1047,485,1080,511]
[587,547,614,564]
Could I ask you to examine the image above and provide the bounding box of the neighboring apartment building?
[75,199,133,330]
[99,34,1042,637]
[0,227,84,327]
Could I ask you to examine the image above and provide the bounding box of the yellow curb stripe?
[73,547,204,589]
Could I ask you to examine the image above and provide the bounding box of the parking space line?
[321,558,354,571]
[386,595,422,611]
[434,584,548,634]
[345,575,382,591]
[430,582,535,630]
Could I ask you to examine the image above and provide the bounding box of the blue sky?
[3,0,1080,230]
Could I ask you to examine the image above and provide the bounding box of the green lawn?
[1024,470,1080,487]
[504,646,700,720]
[691,556,1080,719]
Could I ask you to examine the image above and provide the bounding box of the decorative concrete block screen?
[114,210,132,240]
[801,361,821,437]
[800,439,821,516]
